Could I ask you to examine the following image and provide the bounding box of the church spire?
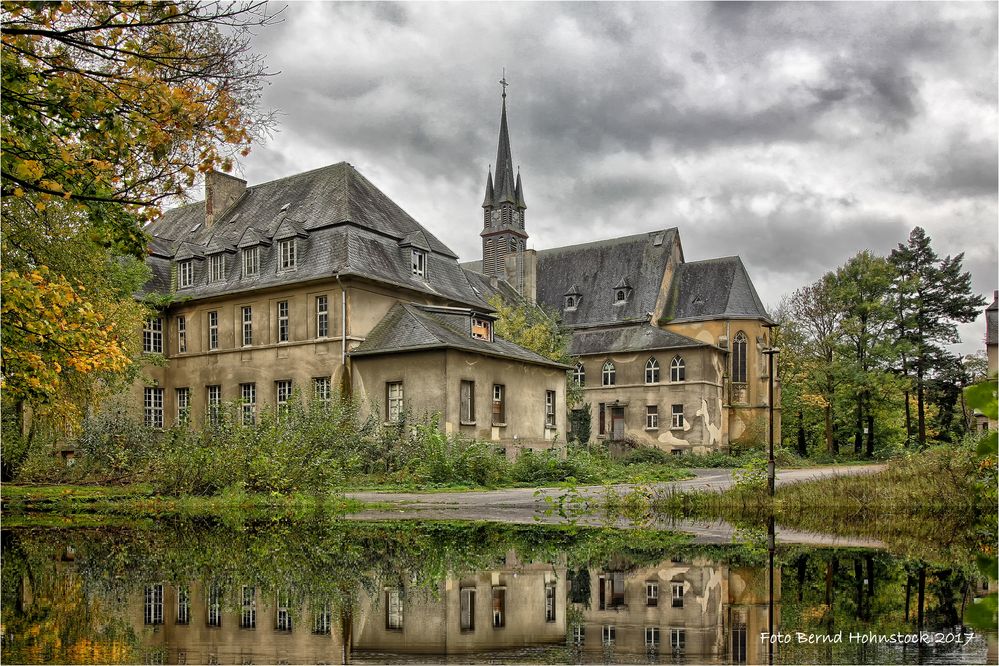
[493,73,517,205]
[481,165,494,208]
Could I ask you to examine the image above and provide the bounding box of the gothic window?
[615,290,627,304]
[645,357,660,384]
[602,361,616,386]
[573,362,585,387]
[732,332,748,384]
[564,295,577,310]
[671,355,686,382]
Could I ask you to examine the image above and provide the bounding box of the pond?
[2,519,994,664]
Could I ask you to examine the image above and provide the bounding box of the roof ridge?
[536,228,677,255]
[400,303,446,344]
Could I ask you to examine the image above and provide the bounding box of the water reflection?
[1,522,991,665]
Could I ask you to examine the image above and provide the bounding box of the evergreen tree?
[889,227,986,447]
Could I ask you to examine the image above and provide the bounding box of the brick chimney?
[204,170,246,227]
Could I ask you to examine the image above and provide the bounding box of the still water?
[1,520,993,665]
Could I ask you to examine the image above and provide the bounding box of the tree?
[889,227,986,447]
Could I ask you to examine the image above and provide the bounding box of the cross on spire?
[499,69,508,98]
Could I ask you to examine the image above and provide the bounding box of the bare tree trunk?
[917,567,926,632]
[904,574,911,622]
[917,366,927,447]
[826,405,835,454]
[865,412,875,457]
[903,389,912,447]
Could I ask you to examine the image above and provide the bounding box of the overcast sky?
[229,1,997,354]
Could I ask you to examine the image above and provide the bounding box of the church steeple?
[481,72,528,279]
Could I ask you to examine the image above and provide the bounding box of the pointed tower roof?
[493,78,518,206]
[481,167,494,208]
[515,169,526,209]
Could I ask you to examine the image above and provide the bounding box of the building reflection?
[124,552,779,665]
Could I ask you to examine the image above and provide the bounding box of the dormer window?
[242,246,259,277]
[279,238,297,271]
[615,290,627,304]
[471,317,492,341]
[613,278,632,305]
[411,249,426,278]
[178,260,193,288]
[565,295,578,310]
[208,253,225,283]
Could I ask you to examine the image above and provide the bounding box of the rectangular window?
[646,581,659,607]
[207,385,221,425]
[460,587,475,632]
[178,260,193,288]
[313,603,332,635]
[411,249,426,277]
[646,405,659,430]
[144,388,164,429]
[732,610,748,663]
[176,388,190,424]
[645,626,660,648]
[276,380,292,414]
[279,239,297,271]
[207,583,222,627]
[208,311,219,350]
[240,383,256,425]
[314,377,331,405]
[277,300,289,342]
[241,586,256,629]
[671,404,684,429]
[460,380,475,424]
[471,317,491,341]
[316,295,329,338]
[602,625,616,646]
[671,582,684,608]
[143,317,163,354]
[144,584,164,625]
[670,628,686,653]
[386,589,403,631]
[242,246,259,277]
[545,390,556,427]
[177,586,190,625]
[386,382,404,421]
[276,590,292,631]
[572,625,585,645]
[545,583,556,623]
[598,403,606,435]
[177,316,187,353]
[492,384,505,425]
[491,587,506,628]
[241,306,252,346]
[208,253,225,283]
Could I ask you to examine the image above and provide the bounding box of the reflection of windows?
[276,590,292,631]
[573,363,585,386]
[207,583,223,627]
[598,573,625,609]
[144,584,164,625]
[492,384,505,425]
[545,583,557,622]
[645,626,660,647]
[732,609,747,663]
[670,628,686,653]
[460,381,475,424]
[671,355,686,382]
[313,603,332,635]
[387,382,404,422]
[645,357,660,384]
[460,587,475,632]
[491,587,506,628]
[732,331,748,384]
[602,625,616,645]
[241,586,256,629]
[385,589,403,631]
[671,582,684,608]
[545,390,556,428]
[602,361,616,386]
[177,586,190,625]
[646,581,659,607]
[143,317,163,354]
[646,405,659,430]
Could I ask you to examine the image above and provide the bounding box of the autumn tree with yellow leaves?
[1,1,278,479]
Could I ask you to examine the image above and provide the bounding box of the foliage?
[488,295,581,404]
[568,402,591,444]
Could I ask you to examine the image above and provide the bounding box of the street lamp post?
[763,347,780,497]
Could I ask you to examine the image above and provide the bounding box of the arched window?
[565,295,577,310]
[645,357,660,384]
[573,362,585,387]
[602,361,616,386]
[670,356,685,382]
[732,331,748,384]
[615,290,627,303]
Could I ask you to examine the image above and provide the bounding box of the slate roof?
[570,323,708,357]
[462,268,525,306]
[663,256,773,324]
[141,163,489,308]
[533,229,679,329]
[987,290,997,346]
[351,303,569,369]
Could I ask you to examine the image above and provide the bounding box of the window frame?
[601,361,616,386]
[545,390,556,428]
[645,357,660,384]
[144,387,164,429]
[314,377,332,405]
[492,384,506,425]
[178,260,193,288]
[470,317,492,341]
[277,300,289,343]
[732,331,748,384]
[316,295,329,339]
[278,238,297,272]
[240,383,256,425]
[207,385,221,425]
[144,584,164,625]
[671,404,685,429]
[241,586,256,629]
[177,316,187,353]
[176,387,190,424]
[143,317,163,354]
[573,362,585,387]
[208,311,219,351]
[646,405,659,430]
[276,380,293,414]
[459,587,476,632]
[385,588,404,631]
[460,380,475,424]
[208,253,226,283]
[671,355,686,382]
[386,381,404,422]
[671,581,684,608]
[411,248,426,278]
[242,246,259,278]
[646,581,659,607]
[241,306,253,347]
